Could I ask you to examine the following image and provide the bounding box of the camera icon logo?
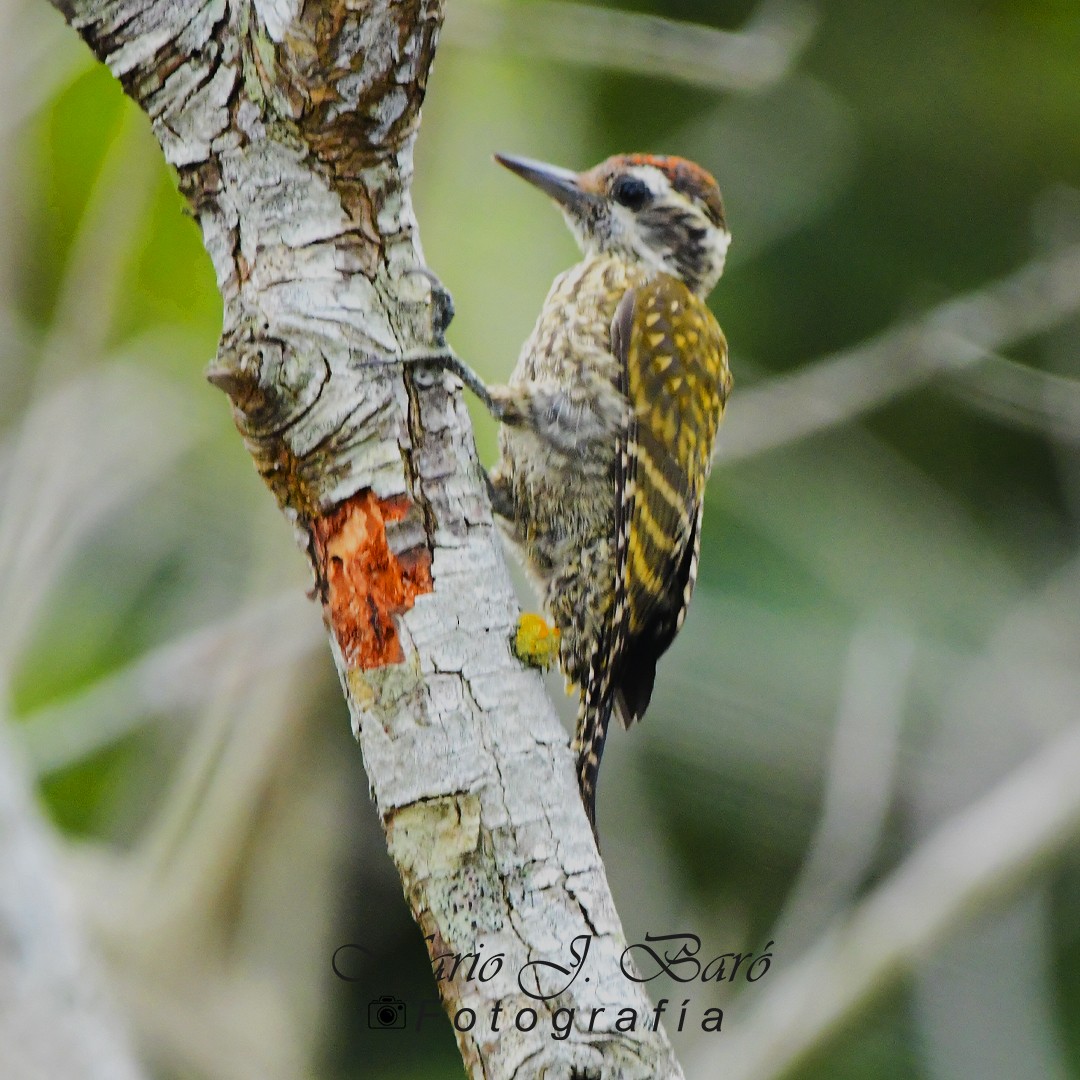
[368,996,406,1029]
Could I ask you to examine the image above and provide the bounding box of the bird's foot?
[356,347,505,421]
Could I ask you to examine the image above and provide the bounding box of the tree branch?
[47,1,684,1075]
[718,240,1080,463]
[0,719,147,1080]
[704,719,1080,1080]
[443,0,817,93]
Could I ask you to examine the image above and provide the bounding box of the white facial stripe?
[713,228,732,269]
[626,165,670,198]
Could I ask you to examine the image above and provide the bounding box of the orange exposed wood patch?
[312,490,433,669]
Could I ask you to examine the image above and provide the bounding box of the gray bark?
[47,0,685,1075]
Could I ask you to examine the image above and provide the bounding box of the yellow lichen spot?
[386,793,482,876]
[645,311,662,327]
[668,375,684,394]
[346,668,377,710]
[686,329,699,345]
[673,332,687,349]
[648,331,666,348]
[653,354,673,373]
[513,613,561,670]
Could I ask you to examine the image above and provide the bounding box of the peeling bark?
[48,0,685,1075]
[312,490,433,668]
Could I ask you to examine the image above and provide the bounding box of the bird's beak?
[494,153,599,215]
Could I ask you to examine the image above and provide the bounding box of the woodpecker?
[482,152,732,839]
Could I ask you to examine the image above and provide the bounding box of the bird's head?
[495,151,730,296]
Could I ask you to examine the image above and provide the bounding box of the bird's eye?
[611,176,653,211]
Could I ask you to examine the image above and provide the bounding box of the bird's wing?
[575,273,730,836]
[610,272,730,725]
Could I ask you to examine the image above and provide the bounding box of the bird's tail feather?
[573,687,620,845]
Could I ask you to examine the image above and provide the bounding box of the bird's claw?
[354,348,504,421]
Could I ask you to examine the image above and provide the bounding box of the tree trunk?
[47,1,686,1075]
